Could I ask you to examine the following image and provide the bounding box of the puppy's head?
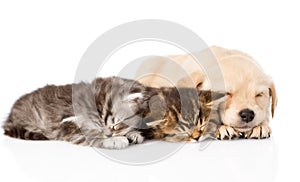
[218,57,277,132]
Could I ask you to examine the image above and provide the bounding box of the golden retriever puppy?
[135,46,277,140]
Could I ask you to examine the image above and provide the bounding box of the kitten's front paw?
[217,125,239,140]
[101,136,129,149]
[245,124,271,139]
[126,131,144,144]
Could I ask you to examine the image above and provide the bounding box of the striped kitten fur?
[3,77,225,149]
[139,87,226,142]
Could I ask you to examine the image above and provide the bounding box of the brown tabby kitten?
[136,87,226,142]
[3,77,225,149]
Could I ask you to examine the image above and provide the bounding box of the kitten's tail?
[2,117,48,140]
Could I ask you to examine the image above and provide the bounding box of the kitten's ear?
[123,92,148,113]
[199,90,227,109]
[124,93,144,102]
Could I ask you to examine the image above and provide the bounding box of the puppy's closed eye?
[196,82,203,89]
[226,92,233,98]
[255,92,265,98]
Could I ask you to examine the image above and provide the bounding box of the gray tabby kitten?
[3,77,152,149]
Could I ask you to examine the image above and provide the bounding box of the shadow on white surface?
[2,136,277,182]
[94,140,185,165]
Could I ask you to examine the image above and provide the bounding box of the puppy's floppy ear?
[269,81,278,118]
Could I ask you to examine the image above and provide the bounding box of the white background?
[0,0,299,182]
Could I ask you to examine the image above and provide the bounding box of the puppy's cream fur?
[135,46,277,139]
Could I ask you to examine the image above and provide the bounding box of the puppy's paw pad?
[102,136,129,149]
[126,131,144,144]
[217,125,239,140]
[247,125,271,139]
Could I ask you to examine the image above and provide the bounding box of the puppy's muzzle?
[239,109,255,123]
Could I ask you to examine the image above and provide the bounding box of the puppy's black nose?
[239,109,255,123]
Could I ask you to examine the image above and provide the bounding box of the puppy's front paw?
[245,124,271,139]
[101,136,129,149]
[217,125,239,140]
